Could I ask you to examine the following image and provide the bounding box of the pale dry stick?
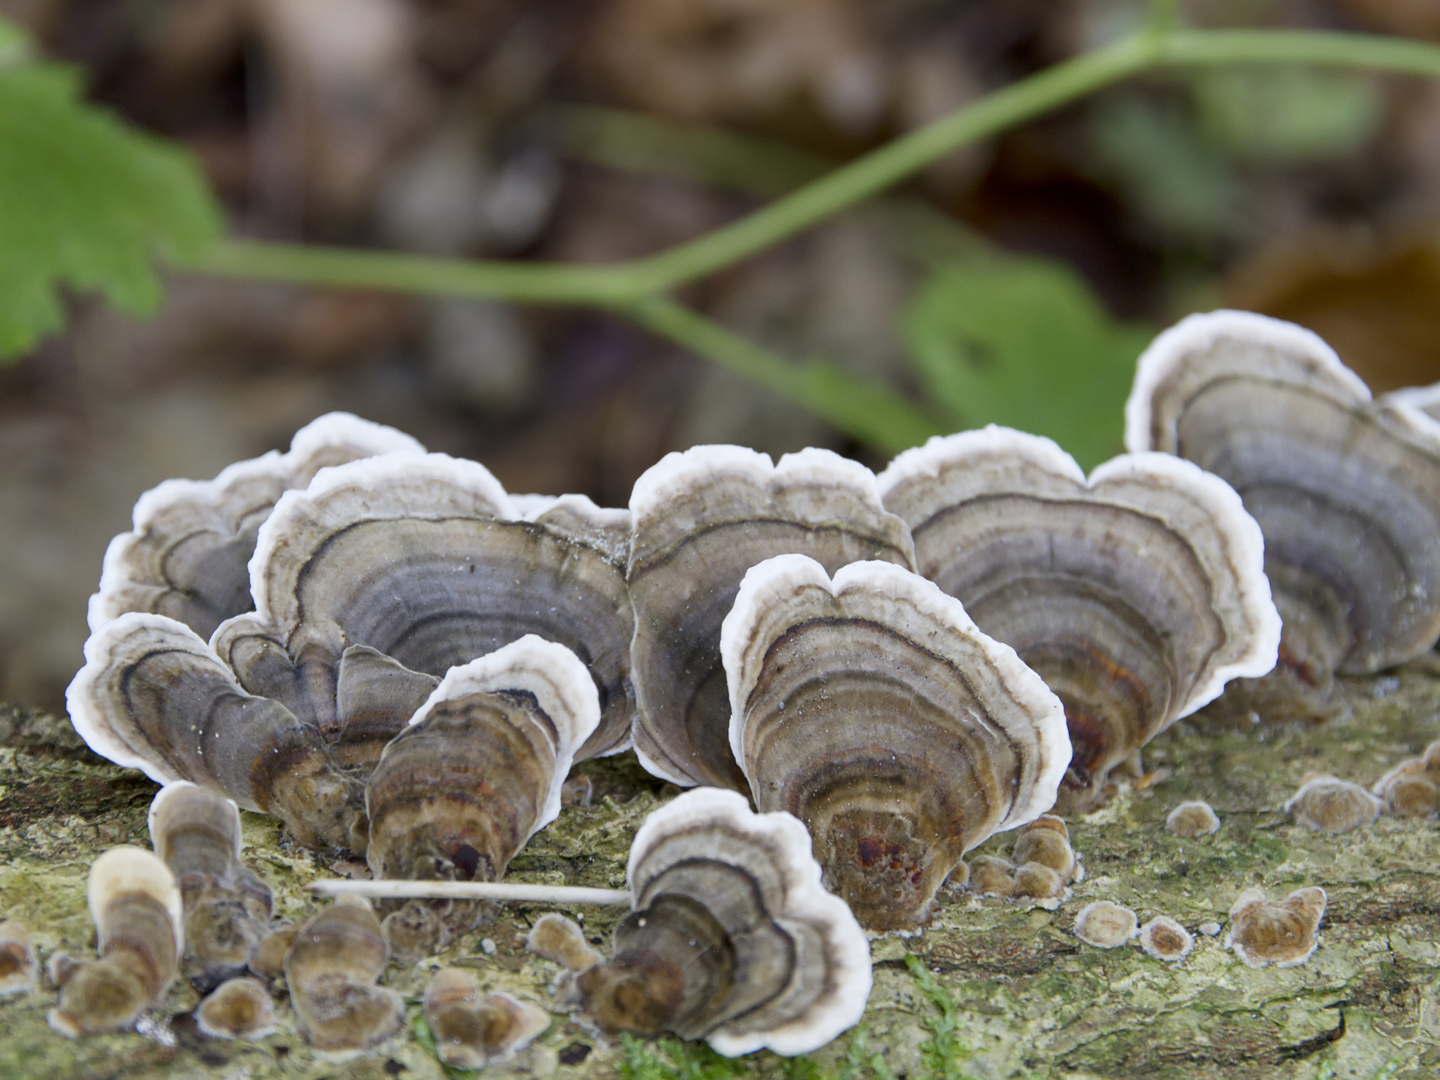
[309,879,632,905]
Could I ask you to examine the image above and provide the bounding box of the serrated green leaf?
[0,18,222,360]
[902,256,1151,470]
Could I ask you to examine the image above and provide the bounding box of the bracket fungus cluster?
[961,816,1081,903]
[148,781,273,988]
[628,446,914,791]
[879,427,1280,811]
[1127,310,1440,719]
[723,556,1070,929]
[577,788,871,1057]
[56,303,1440,1062]
[69,443,633,940]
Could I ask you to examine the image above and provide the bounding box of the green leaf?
[0,17,222,360]
[902,256,1152,470]
[1193,68,1383,164]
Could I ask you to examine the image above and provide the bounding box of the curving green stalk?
[186,25,1440,448]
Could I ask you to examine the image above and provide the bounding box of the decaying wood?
[1,666,1439,1078]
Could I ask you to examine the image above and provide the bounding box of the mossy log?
[2,661,1439,1080]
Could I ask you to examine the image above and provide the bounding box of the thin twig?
[309,878,633,905]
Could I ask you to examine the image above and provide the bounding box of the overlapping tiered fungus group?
[18,309,1440,1062]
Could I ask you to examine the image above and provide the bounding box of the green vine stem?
[183,26,1440,446]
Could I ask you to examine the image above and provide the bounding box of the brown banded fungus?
[149,782,274,989]
[423,968,550,1069]
[1166,801,1221,838]
[363,636,600,960]
[628,445,915,791]
[1073,901,1139,949]
[1284,774,1381,833]
[283,897,404,1055]
[67,613,362,851]
[1126,311,1440,720]
[1138,916,1193,962]
[48,847,183,1037]
[214,452,634,761]
[195,976,279,1040]
[1225,886,1326,968]
[68,451,634,851]
[879,426,1279,812]
[0,922,37,996]
[88,413,423,641]
[723,555,1070,931]
[1372,741,1440,817]
[578,787,870,1057]
[526,913,603,972]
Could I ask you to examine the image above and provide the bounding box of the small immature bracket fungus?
[879,426,1279,812]
[526,913,603,972]
[1012,816,1079,884]
[960,818,1080,903]
[48,847,183,1037]
[577,788,871,1057]
[148,781,274,989]
[88,413,423,641]
[248,923,298,982]
[195,976,279,1040]
[965,856,1017,898]
[1166,801,1221,838]
[1073,901,1140,949]
[1138,916,1194,962]
[0,922,38,996]
[628,445,915,791]
[423,968,550,1070]
[283,897,404,1055]
[363,636,601,961]
[1127,311,1440,719]
[1372,741,1440,817]
[1284,774,1381,833]
[724,554,1069,931]
[1225,886,1327,968]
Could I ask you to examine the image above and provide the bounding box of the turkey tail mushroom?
[48,848,183,1037]
[215,451,634,762]
[363,636,600,961]
[148,782,273,989]
[1125,310,1440,719]
[627,445,915,791]
[88,413,423,640]
[578,788,870,1057]
[66,614,362,851]
[723,555,1070,930]
[878,426,1279,811]
[284,898,404,1055]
